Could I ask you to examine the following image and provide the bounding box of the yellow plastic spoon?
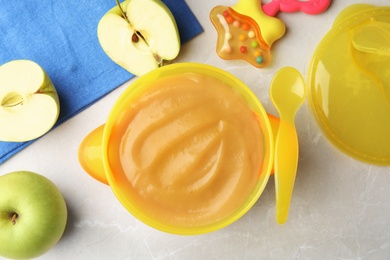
[269,67,305,224]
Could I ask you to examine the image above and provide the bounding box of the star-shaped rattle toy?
[210,0,331,68]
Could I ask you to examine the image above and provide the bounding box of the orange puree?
[108,72,264,227]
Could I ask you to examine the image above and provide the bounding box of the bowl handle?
[78,124,109,185]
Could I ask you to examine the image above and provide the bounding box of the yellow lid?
[308,5,390,165]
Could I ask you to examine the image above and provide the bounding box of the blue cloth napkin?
[0,0,203,164]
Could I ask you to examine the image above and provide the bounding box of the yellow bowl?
[79,62,275,234]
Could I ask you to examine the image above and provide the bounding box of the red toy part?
[263,0,331,16]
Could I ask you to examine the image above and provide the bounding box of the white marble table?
[1,0,390,259]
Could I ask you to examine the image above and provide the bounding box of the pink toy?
[262,0,331,16]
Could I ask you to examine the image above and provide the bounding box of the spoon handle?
[274,118,299,224]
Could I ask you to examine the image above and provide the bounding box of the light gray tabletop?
[1,0,389,259]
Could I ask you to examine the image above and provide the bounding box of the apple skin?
[0,171,67,259]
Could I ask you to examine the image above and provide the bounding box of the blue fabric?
[0,0,203,164]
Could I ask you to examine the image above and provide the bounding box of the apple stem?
[116,0,130,24]
[153,54,163,67]
[11,213,18,225]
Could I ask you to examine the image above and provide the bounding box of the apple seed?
[132,33,139,43]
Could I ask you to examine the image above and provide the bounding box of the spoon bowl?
[270,68,306,115]
[269,67,305,224]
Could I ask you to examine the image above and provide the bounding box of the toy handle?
[263,0,331,16]
[262,0,281,17]
[78,124,109,185]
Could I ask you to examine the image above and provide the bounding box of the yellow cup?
[78,63,277,235]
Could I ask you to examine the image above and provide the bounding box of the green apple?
[0,60,60,142]
[97,0,181,76]
[0,171,67,259]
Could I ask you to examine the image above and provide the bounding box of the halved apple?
[0,60,60,142]
[97,0,181,76]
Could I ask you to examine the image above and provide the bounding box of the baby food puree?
[109,72,264,227]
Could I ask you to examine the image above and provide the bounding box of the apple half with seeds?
[97,0,181,76]
[0,60,60,142]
